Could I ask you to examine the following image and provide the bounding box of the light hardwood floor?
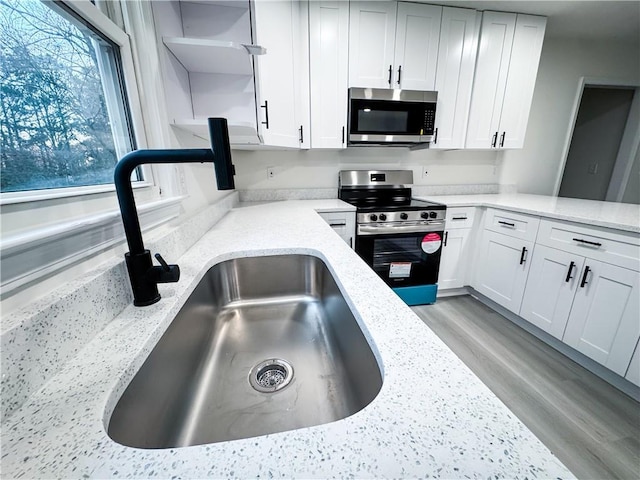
[413,295,640,480]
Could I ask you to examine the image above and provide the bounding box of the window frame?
[0,0,154,205]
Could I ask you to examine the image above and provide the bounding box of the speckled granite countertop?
[1,200,573,479]
[414,193,640,233]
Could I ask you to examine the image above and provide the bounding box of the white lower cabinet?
[625,341,640,387]
[474,230,533,313]
[439,207,476,290]
[439,228,471,289]
[519,245,585,340]
[317,211,355,248]
[562,260,640,376]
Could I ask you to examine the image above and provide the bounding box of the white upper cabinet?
[431,7,479,149]
[253,0,308,148]
[466,12,546,149]
[348,1,398,88]
[393,3,442,90]
[309,1,349,148]
[348,2,442,90]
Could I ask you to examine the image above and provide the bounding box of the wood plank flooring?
[412,295,640,480]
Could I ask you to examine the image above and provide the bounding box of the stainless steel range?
[339,170,446,305]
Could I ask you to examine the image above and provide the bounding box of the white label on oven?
[389,262,412,278]
[421,233,442,254]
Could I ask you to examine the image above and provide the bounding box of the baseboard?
[467,287,640,401]
[437,286,470,298]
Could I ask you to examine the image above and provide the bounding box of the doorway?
[558,85,639,203]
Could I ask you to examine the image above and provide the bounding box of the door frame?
[552,76,640,198]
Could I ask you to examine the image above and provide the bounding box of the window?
[0,0,139,194]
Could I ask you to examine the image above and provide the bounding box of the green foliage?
[0,0,122,193]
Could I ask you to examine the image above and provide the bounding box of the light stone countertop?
[1,199,573,479]
[414,193,640,233]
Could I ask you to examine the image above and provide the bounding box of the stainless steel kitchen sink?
[107,254,382,449]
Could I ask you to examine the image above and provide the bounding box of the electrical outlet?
[267,167,275,179]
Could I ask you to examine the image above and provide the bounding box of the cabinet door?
[625,340,640,387]
[439,228,471,290]
[465,12,516,149]
[520,245,585,339]
[309,0,349,148]
[431,7,479,150]
[348,1,397,88]
[498,14,546,149]
[393,2,441,90]
[253,0,300,147]
[474,230,533,313]
[294,0,311,149]
[563,260,640,376]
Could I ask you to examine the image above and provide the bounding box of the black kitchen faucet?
[114,118,235,306]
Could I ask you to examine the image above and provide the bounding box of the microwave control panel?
[423,108,436,134]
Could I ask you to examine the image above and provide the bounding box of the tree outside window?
[0,0,137,193]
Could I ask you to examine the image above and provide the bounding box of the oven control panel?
[357,210,446,224]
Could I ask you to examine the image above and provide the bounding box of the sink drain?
[249,359,293,393]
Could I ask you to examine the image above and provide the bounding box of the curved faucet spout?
[114,118,235,306]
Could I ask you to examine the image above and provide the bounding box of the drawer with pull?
[484,208,540,242]
[537,218,640,271]
[445,207,475,229]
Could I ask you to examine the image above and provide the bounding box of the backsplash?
[1,192,239,420]
[239,184,515,202]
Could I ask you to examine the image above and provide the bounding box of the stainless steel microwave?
[347,88,437,146]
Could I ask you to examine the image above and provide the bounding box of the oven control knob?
[370,214,378,221]
[379,213,387,221]
[400,213,408,220]
[429,211,438,219]
[421,212,429,219]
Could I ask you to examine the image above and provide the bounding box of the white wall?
[499,37,640,195]
[233,148,500,189]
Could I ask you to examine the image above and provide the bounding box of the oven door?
[355,222,444,288]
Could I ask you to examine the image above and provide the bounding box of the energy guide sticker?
[389,262,412,278]
[421,233,442,254]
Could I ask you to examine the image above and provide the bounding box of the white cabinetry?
[474,209,540,312]
[520,218,640,377]
[348,2,442,90]
[439,207,475,290]
[151,0,308,148]
[317,211,356,248]
[520,245,585,339]
[253,0,309,148]
[466,12,546,149]
[309,1,349,148]
[625,341,640,387]
[431,7,479,150]
[393,2,442,90]
[152,1,262,145]
[563,260,640,376]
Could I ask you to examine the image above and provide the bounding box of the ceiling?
[434,1,640,43]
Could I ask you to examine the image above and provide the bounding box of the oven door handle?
[357,221,445,235]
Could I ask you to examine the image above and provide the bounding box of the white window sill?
[0,180,154,206]
[0,196,185,294]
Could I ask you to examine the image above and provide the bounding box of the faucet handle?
[154,253,171,272]
[147,253,180,284]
